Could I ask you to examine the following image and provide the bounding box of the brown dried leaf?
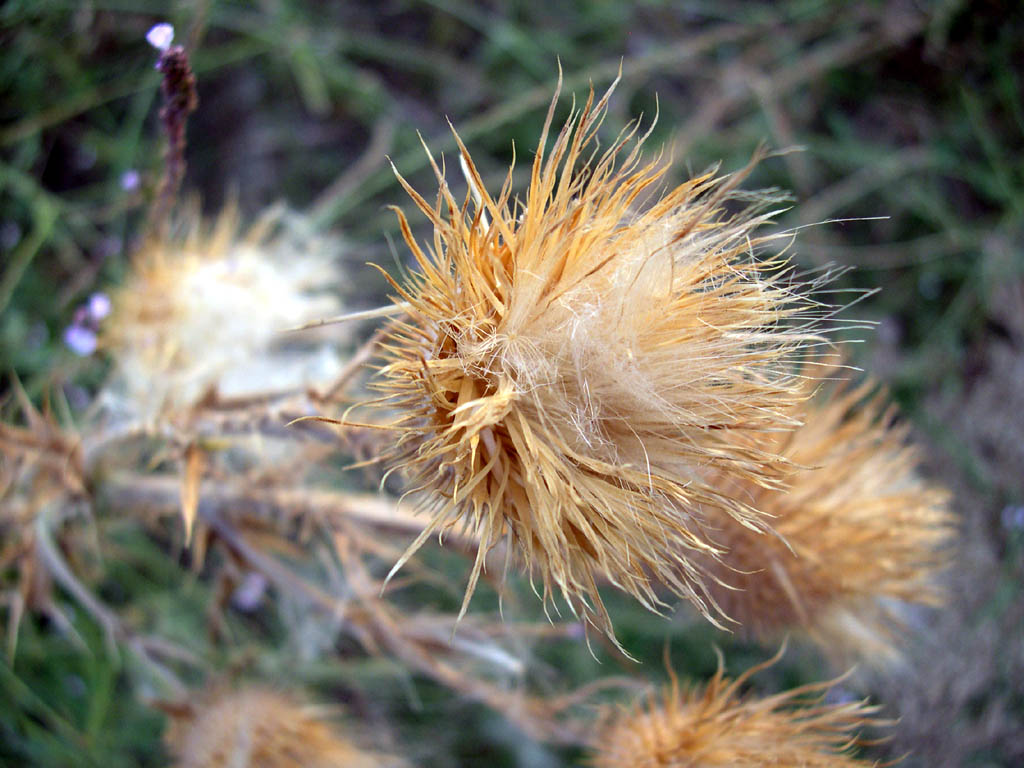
[181,442,203,543]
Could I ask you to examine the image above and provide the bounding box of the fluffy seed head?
[102,205,343,424]
[165,687,386,768]
[699,367,954,662]
[375,77,829,641]
[590,649,888,767]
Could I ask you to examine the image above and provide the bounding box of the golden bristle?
[374,76,828,641]
[699,367,954,661]
[166,687,385,768]
[590,649,888,767]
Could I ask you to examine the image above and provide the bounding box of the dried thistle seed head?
[101,205,345,424]
[165,687,388,768]
[699,366,954,663]
[375,76,830,642]
[590,650,888,768]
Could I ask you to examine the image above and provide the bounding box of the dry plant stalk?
[146,34,198,243]
[590,647,889,767]
[373,74,827,642]
[165,687,391,768]
[699,366,954,662]
[0,390,87,655]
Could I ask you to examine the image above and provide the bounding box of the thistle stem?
[284,302,410,333]
[146,43,197,243]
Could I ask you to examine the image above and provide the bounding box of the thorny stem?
[312,326,389,403]
[101,473,437,542]
[193,498,613,746]
[337,539,602,746]
[34,504,189,698]
[34,505,119,655]
[147,44,198,243]
[284,302,409,333]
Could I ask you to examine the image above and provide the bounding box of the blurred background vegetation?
[2,0,1023,766]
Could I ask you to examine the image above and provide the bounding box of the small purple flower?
[88,292,112,321]
[231,571,269,612]
[1001,505,1024,531]
[824,686,858,705]
[63,383,90,412]
[120,169,141,191]
[146,23,175,52]
[97,235,123,260]
[565,622,586,640]
[64,325,97,356]
[0,220,22,251]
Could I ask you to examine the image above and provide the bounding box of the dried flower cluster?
[698,368,954,661]
[590,650,887,767]
[165,687,390,768]
[100,205,345,425]
[2,31,960,766]
[374,79,828,639]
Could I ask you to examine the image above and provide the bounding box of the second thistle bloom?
[166,687,389,768]
[590,649,886,767]
[101,206,344,424]
[698,366,954,662]
[377,79,826,641]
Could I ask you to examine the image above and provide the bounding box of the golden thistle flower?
[590,648,888,767]
[101,205,344,424]
[165,687,388,768]
[375,76,828,641]
[699,367,953,662]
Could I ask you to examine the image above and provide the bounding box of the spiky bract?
[102,206,343,424]
[166,688,385,768]
[590,651,886,767]
[700,369,953,661]
[376,78,827,640]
